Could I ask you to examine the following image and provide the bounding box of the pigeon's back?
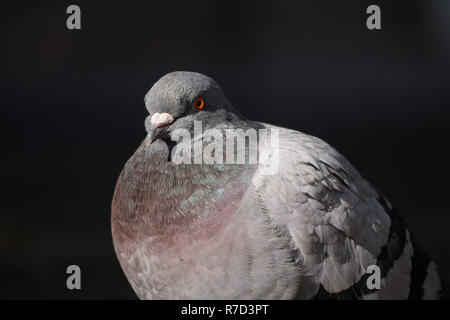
[250,123,447,299]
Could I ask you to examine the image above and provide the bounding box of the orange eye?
[193,96,205,110]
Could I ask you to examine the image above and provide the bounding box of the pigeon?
[111,71,448,300]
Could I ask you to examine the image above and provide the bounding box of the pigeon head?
[144,71,239,143]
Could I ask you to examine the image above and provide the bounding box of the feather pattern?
[252,124,445,299]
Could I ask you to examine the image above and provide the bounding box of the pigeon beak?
[146,112,174,146]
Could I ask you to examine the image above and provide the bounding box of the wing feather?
[253,124,406,298]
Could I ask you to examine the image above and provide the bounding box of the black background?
[1,0,449,299]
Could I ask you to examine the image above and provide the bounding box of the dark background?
[1,0,449,299]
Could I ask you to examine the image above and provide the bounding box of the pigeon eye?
[193,96,205,111]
